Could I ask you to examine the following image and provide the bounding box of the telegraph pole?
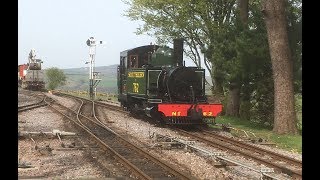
[86,37,103,100]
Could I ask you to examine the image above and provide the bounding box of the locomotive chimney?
[173,38,184,66]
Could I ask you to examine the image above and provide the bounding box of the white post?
[86,37,104,100]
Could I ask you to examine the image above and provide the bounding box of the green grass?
[211,93,302,154]
[214,116,302,153]
[95,93,118,102]
[98,77,117,87]
[60,73,118,93]
[59,90,119,102]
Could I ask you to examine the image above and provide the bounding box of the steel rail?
[53,91,126,113]
[44,97,152,180]
[45,96,194,179]
[18,103,47,112]
[79,98,194,179]
[177,129,302,179]
[18,94,47,112]
[202,130,302,168]
[90,100,193,180]
[51,91,302,179]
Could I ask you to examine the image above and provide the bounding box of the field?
[58,65,118,93]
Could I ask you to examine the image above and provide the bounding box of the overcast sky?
[18,0,160,69]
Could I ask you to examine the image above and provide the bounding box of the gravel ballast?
[18,91,302,179]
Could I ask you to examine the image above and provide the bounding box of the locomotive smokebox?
[173,38,184,66]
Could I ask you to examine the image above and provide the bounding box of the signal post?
[86,37,104,100]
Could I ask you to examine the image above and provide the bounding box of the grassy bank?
[212,93,302,153]
[57,90,118,102]
[214,116,302,154]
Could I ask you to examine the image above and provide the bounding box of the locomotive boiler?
[117,39,222,124]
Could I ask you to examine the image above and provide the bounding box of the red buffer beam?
[158,104,223,117]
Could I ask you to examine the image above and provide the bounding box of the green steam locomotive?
[117,39,222,124]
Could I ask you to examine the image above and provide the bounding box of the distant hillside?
[58,64,118,93]
[63,64,118,76]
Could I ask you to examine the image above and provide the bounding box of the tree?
[238,0,299,134]
[218,1,272,118]
[124,0,269,118]
[45,67,67,90]
[124,0,237,95]
[286,0,302,93]
[261,0,298,134]
[232,1,274,121]
[124,0,301,127]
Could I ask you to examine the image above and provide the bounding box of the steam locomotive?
[117,39,222,124]
[18,49,45,91]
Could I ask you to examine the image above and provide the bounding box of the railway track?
[176,128,302,179]
[44,94,195,179]
[53,92,127,113]
[53,91,302,179]
[18,93,47,112]
[18,102,47,113]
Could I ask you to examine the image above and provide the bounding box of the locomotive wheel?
[153,112,166,126]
